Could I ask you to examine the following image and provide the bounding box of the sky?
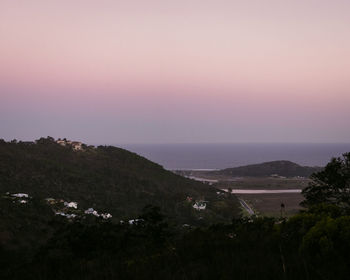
[1,0,350,144]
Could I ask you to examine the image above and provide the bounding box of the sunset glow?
[1,0,350,143]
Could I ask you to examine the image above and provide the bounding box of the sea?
[119,143,350,170]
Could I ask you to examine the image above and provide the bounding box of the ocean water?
[119,143,350,170]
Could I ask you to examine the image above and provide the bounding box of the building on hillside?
[64,201,78,209]
[101,213,112,219]
[56,140,66,146]
[11,193,29,198]
[56,139,83,151]
[84,208,100,217]
[193,201,207,210]
[70,141,83,151]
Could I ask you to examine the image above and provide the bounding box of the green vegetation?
[0,139,349,279]
[0,137,240,225]
[205,160,322,178]
[302,153,350,208]
[2,201,350,280]
[212,177,310,190]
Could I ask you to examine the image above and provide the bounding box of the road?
[238,198,255,215]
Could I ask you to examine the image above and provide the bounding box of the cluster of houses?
[48,199,113,220]
[4,192,148,224]
[56,139,83,151]
[7,192,30,204]
[6,191,210,223]
[4,194,113,220]
[84,207,112,219]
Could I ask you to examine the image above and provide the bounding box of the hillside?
[1,139,348,280]
[214,160,322,178]
[0,137,240,225]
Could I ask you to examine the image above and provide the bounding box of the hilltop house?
[56,139,83,151]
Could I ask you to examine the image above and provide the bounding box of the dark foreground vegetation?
[1,202,350,280]
[0,138,349,279]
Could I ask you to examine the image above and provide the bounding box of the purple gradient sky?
[1,0,350,144]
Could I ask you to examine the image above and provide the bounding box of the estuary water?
[226,189,302,194]
[120,143,350,170]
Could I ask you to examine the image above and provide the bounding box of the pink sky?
[1,0,350,143]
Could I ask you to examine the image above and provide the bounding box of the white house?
[84,208,100,217]
[11,193,29,198]
[193,201,207,210]
[55,211,76,219]
[56,139,83,151]
[64,201,78,209]
[101,213,112,219]
[70,141,83,151]
[128,219,144,225]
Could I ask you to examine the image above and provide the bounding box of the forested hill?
[214,160,322,178]
[0,137,239,224]
[1,139,349,279]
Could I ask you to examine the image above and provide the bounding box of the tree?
[138,205,169,245]
[301,153,350,208]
